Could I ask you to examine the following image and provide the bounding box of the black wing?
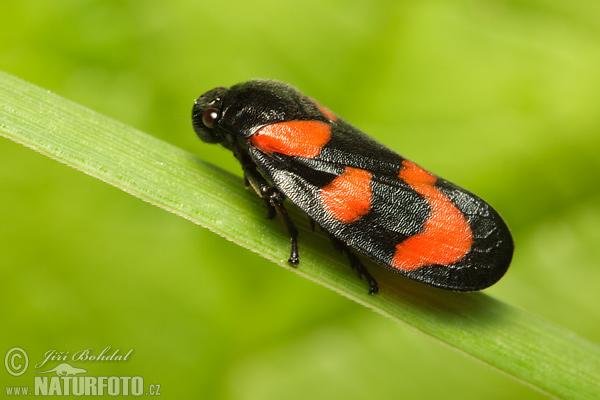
[248,118,513,291]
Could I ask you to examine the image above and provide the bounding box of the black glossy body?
[192,80,513,292]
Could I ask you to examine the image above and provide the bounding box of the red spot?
[321,167,372,224]
[250,120,331,158]
[317,104,337,122]
[392,160,473,271]
[310,98,338,122]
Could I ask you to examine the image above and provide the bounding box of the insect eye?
[202,108,219,128]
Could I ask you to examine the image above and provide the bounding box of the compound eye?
[202,108,219,128]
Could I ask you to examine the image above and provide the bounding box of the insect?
[192,80,513,294]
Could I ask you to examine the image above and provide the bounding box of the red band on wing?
[315,102,338,122]
[392,160,473,271]
[250,120,331,158]
[321,167,372,224]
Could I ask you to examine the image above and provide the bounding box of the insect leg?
[329,235,379,294]
[238,155,299,265]
[236,150,277,219]
[265,188,299,265]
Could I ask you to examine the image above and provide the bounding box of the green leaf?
[1,71,599,399]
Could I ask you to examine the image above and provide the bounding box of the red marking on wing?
[392,160,473,271]
[250,120,331,158]
[321,167,372,224]
[313,101,338,122]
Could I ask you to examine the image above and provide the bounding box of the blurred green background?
[1,0,600,398]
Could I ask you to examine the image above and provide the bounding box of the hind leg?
[328,235,379,294]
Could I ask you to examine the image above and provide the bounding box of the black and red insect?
[192,80,513,294]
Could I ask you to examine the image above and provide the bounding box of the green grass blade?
[1,71,598,399]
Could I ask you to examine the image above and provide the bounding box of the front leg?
[237,154,299,265]
[262,186,299,265]
[244,175,276,219]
